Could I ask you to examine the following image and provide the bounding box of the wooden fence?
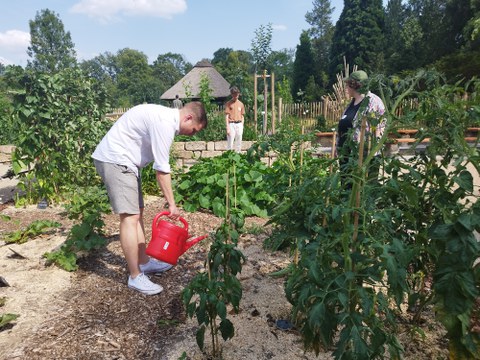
[106,99,344,130]
[105,97,431,132]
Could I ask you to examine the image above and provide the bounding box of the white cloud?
[272,24,287,31]
[0,30,30,66]
[0,30,30,50]
[71,0,187,23]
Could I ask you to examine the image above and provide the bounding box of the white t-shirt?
[92,104,179,176]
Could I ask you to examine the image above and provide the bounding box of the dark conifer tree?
[329,0,385,79]
[292,31,315,101]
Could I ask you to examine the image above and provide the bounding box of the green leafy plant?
[271,72,480,359]
[175,151,274,218]
[2,220,61,244]
[0,313,19,329]
[182,171,246,358]
[43,185,111,271]
[9,67,110,205]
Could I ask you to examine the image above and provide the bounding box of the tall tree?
[80,52,119,105]
[250,23,273,72]
[305,0,335,89]
[329,0,385,78]
[444,0,475,49]
[114,48,155,106]
[221,51,253,88]
[292,31,316,101]
[27,9,77,73]
[151,52,192,92]
[384,0,408,73]
[268,48,295,85]
[211,47,234,73]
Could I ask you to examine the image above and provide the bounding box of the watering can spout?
[184,235,208,252]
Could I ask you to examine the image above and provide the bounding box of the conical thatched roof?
[160,60,231,101]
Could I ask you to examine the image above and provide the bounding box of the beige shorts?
[94,160,144,214]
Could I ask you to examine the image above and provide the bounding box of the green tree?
[384,0,407,73]
[305,0,335,89]
[277,76,294,103]
[114,48,155,106]
[268,49,294,86]
[211,47,234,72]
[151,52,192,91]
[222,51,253,91]
[292,31,315,101]
[80,52,118,105]
[250,23,273,72]
[27,9,77,73]
[444,0,476,49]
[329,0,385,78]
[305,75,321,102]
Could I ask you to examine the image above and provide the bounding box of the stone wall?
[172,141,281,169]
[0,145,15,163]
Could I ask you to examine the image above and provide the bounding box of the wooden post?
[271,72,275,134]
[254,73,258,135]
[254,71,272,135]
[263,69,268,135]
[278,97,283,127]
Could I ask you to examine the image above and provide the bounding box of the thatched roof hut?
[160,60,231,102]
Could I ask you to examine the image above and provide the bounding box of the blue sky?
[0,0,344,67]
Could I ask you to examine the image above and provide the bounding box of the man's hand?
[167,204,180,219]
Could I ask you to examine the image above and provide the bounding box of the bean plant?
[9,67,110,204]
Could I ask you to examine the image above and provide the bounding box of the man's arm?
[156,170,180,218]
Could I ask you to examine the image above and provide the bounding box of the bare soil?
[0,197,450,360]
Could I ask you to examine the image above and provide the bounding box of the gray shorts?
[94,160,144,214]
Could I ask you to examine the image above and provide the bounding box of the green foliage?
[188,111,225,142]
[199,72,214,113]
[43,186,111,271]
[329,0,385,77]
[0,313,19,329]
[175,151,275,218]
[250,23,273,71]
[271,72,480,359]
[140,165,159,196]
[292,31,316,100]
[114,48,157,106]
[27,8,77,73]
[183,209,245,357]
[276,76,294,103]
[305,0,335,89]
[2,220,61,244]
[10,67,110,204]
[433,49,480,82]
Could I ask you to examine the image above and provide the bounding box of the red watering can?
[146,211,208,265]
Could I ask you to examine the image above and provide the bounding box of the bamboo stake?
[323,131,337,227]
[352,116,368,248]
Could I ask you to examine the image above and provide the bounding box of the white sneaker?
[128,273,163,295]
[140,258,173,274]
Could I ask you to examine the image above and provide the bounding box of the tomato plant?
[271,72,480,359]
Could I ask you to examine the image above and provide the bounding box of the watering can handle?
[152,211,189,232]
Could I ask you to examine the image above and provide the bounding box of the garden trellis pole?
[253,70,275,135]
